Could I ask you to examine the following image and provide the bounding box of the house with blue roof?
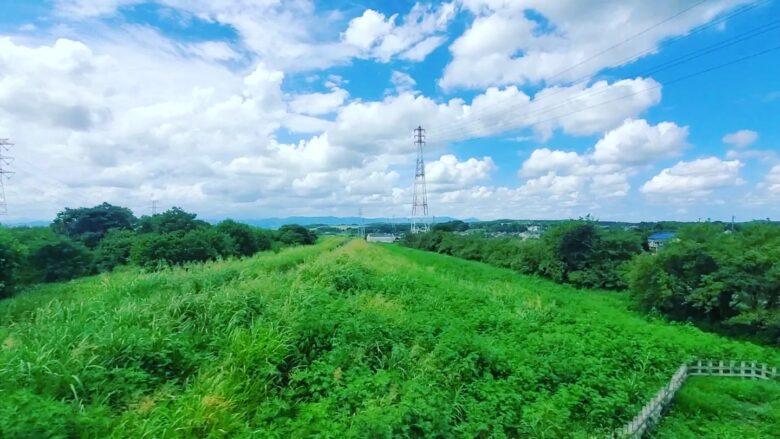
[648,232,676,252]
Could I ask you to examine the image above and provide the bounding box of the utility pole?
[358,207,366,239]
[0,138,14,216]
[411,126,430,234]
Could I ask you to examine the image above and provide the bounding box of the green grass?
[1,239,778,438]
[651,377,780,439]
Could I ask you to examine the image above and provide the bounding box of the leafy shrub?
[26,234,93,282]
[627,223,780,343]
[404,220,642,290]
[0,229,23,298]
[51,202,137,248]
[94,229,136,271]
[277,224,317,246]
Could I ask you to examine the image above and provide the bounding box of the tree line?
[0,203,317,299]
[403,220,780,344]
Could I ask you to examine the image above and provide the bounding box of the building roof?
[648,231,676,241]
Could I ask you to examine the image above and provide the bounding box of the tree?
[51,203,137,248]
[138,207,209,234]
[277,224,317,245]
[27,236,93,282]
[0,229,23,298]
[216,220,262,257]
[94,229,137,272]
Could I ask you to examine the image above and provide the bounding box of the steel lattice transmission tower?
[411,126,430,234]
[0,138,14,216]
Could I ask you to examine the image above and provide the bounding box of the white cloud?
[342,9,395,50]
[342,2,456,63]
[184,41,240,61]
[519,148,587,178]
[591,173,630,198]
[722,129,758,148]
[442,0,750,89]
[592,118,689,164]
[640,157,744,197]
[289,88,349,116]
[389,71,417,95]
[764,165,780,194]
[427,154,495,190]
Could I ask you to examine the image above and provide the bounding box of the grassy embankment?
[1,238,778,438]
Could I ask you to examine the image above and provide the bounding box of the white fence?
[608,359,777,439]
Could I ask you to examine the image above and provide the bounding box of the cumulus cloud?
[640,157,744,197]
[519,148,587,178]
[341,2,456,62]
[592,119,689,164]
[427,154,495,191]
[722,129,758,148]
[441,0,751,89]
[289,88,349,116]
[389,71,417,95]
[764,165,780,194]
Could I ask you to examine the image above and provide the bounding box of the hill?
[1,238,778,438]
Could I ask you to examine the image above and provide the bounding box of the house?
[366,233,397,243]
[648,232,676,252]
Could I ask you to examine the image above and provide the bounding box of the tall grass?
[0,238,777,438]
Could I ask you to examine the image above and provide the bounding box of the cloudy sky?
[1,0,779,222]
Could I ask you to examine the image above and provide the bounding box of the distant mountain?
[237,216,463,229]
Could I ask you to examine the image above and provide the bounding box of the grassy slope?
[651,377,780,439]
[0,239,778,438]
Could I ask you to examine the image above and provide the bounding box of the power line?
[431,18,780,143]
[447,43,780,143]
[428,0,771,141]
[0,138,14,216]
[543,0,709,84]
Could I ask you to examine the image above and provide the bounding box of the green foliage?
[627,224,780,343]
[51,202,137,248]
[277,224,318,245]
[0,229,23,298]
[215,219,267,256]
[25,231,94,283]
[0,239,777,437]
[652,377,780,438]
[404,220,642,290]
[138,207,209,234]
[1,205,312,294]
[130,228,237,269]
[94,229,137,272]
[432,220,470,232]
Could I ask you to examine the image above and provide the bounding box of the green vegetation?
[405,221,780,344]
[403,220,642,290]
[1,239,778,437]
[0,203,317,296]
[628,223,780,343]
[652,377,780,438]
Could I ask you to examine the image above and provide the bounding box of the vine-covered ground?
[1,239,778,438]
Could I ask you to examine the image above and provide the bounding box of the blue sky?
[0,0,779,222]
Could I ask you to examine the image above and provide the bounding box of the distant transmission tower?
[411,126,430,234]
[151,199,159,215]
[0,138,14,216]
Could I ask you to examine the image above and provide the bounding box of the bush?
[51,202,137,248]
[0,229,23,298]
[404,220,642,290]
[216,220,264,257]
[26,235,94,283]
[627,223,780,343]
[277,224,317,246]
[94,229,137,271]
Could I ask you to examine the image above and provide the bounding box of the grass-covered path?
[1,239,778,438]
